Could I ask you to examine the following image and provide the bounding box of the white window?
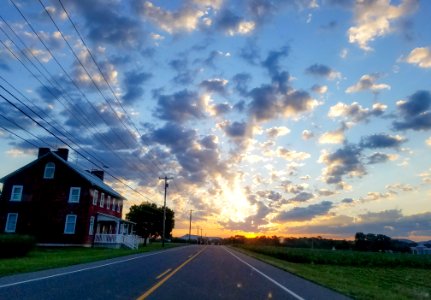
[89,216,95,235]
[117,201,121,212]
[92,190,99,205]
[10,185,23,201]
[43,162,55,179]
[112,199,116,211]
[106,196,111,209]
[64,214,77,234]
[100,193,105,208]
[68,187,81,203]
[5,213,18,233]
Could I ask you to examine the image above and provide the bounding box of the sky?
[0,0,430,241]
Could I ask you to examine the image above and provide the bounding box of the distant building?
[411,244,431,255]
[0,148,138,248]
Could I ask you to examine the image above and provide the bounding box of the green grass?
[233,246,431,300]
[237,244,431,268]
[0,243,183,277]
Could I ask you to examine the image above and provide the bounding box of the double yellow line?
[137,247,207,300]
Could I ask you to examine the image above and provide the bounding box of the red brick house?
[0,148,138,248]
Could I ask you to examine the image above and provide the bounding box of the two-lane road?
[0,245,350,299]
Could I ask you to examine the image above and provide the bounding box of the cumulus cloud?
[305,63,341,80]
[122,70,152,104]
[266,126,290,138]
[367,152,392,164]
[69,0,147,48]
[248,86,318,122]
[134,1,208,34]
[199,78,228,95]
[404,46,431,68]
[154,89,207,123]
[318,125,346,145]
[328,102,387,123]
[311,84,328,94]
[348,0,419,51]
[302,130,314,140]
[275,201,333,222]
[215,9,256,36]
[393,90,431,131]
[359,134,406,149]
[277,147,311,161]
[346,74,390,94]
[319,144,366,186]
[288,192,314,202]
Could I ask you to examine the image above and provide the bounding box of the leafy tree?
[126,202,175,245]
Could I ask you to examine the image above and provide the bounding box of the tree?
[126,202,175,245]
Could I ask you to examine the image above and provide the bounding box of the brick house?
[0,148,138,248]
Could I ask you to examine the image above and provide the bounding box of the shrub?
[0,234,36,258]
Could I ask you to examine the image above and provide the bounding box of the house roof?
[0,151,125,200]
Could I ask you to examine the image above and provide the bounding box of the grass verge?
[233,246,431,300]
[0,243,183,277]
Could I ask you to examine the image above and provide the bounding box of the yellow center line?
[155,268,172,280]
[137,247,207,300]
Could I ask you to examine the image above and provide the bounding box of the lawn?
[234,245,431,300]
[0,243,183,277]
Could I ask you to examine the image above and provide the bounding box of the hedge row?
[0,234,35,258]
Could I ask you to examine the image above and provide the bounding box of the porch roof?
[97,212,136,224]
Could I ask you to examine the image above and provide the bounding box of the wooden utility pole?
[159,176,173,247]
[188,210,193,243]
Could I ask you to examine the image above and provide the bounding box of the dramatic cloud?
[305,64,341,80]
[275,201,333,222]
[393,90,431,131]
[348,0,419,51]
[346,74,390,94]
[287,210,431,239]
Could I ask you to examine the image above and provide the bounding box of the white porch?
[93,213,141,249]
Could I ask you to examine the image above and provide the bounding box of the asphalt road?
[0,245,350,300]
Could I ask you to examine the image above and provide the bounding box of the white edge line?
[223,247,306,300]
[0,246,185,289]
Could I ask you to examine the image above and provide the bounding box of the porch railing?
[94,234,140,249]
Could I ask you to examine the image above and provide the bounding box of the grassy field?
[234,245,431,300]
[0,243,183,277]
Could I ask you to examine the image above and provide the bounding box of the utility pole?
[188,210,193,243]
[159,176,173,247]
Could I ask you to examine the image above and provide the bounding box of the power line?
[1,6,160,188]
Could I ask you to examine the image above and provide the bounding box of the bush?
[0,234,36,258]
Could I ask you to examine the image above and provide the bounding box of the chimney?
[54,148,69,161]
[38,147,50,158]
[90,170,104,181]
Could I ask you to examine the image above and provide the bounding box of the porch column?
[116,220,120,234]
